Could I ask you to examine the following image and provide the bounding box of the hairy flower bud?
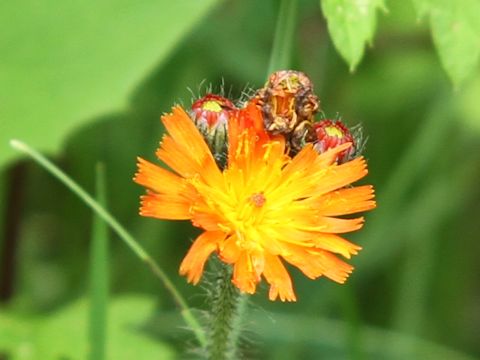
[191,94,236,168]
[313,119,355,163]
[192,94,235,129]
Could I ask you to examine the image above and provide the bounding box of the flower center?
[250,192,266,207]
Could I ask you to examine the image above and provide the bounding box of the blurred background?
[1,0,479,359]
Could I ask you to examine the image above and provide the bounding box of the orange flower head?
[134,102,375,302]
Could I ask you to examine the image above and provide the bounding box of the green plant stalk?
[88,164,109,360]
[267,0,299,75]
[206,261,246,360]
[9,139,207,348]
[338,285,363,360]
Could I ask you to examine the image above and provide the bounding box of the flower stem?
[207,260,247,360]
[267,0,299,75]
[9,139,207,349]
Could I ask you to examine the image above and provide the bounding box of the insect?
[255,70,320,153]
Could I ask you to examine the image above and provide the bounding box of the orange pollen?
[250,192,266,207]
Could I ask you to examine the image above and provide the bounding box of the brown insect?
[255,70,320,153]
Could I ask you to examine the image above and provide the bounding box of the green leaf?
[457,74,480,133]
[254,312,477,360]
[0,296,176,359]
[410,0,480,87]
[148,311,477,360]
[429,0,480,87]
[411,0,433,19]
[0,310,38,358]
[321,0,385,71]
[0,0,219,169]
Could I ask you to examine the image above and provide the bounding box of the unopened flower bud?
[192,94,235,130]
[313,119,355,163]
[191,94,236,168]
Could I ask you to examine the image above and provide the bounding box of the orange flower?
[134,104,375,301]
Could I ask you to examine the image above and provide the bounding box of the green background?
[1,0,479,359]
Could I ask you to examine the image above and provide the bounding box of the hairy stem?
[207,260,247,360]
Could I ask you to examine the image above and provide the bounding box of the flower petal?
[315,142,352,167]
[281,244,354,282]
[162,106,215,166]
[313,157,368,195]
[232,251,260,294]
[315,250,354,283]
[289,214,365,234]
[158,107,223,187]
[310,233,361,259]
[315,216,365,233]
[263,252,296,302]
[228,102,269,163]
[179,231,224,284]
[281,243,325,279]
[218,235,241,263]
[309,185,376,216]
[134,157,195,197]
[140,192,192,220]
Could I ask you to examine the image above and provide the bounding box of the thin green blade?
[88,163,109,360]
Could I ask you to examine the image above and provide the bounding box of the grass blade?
[9,139,207,348]
[88,163,109,360]
[338,286,363,360]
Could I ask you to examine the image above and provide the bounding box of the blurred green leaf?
[253,312,477,360]
[412,0,480,86]
[0,296,175,359]
[321,0,385,71]
[431,0,480,87]
[457,74,480,132]
[0,0,219,169]
[357,98,455,271]
[149,310,477,360]
[391,173,467,344]
[411,0,432,19]
[0,309,37,359]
